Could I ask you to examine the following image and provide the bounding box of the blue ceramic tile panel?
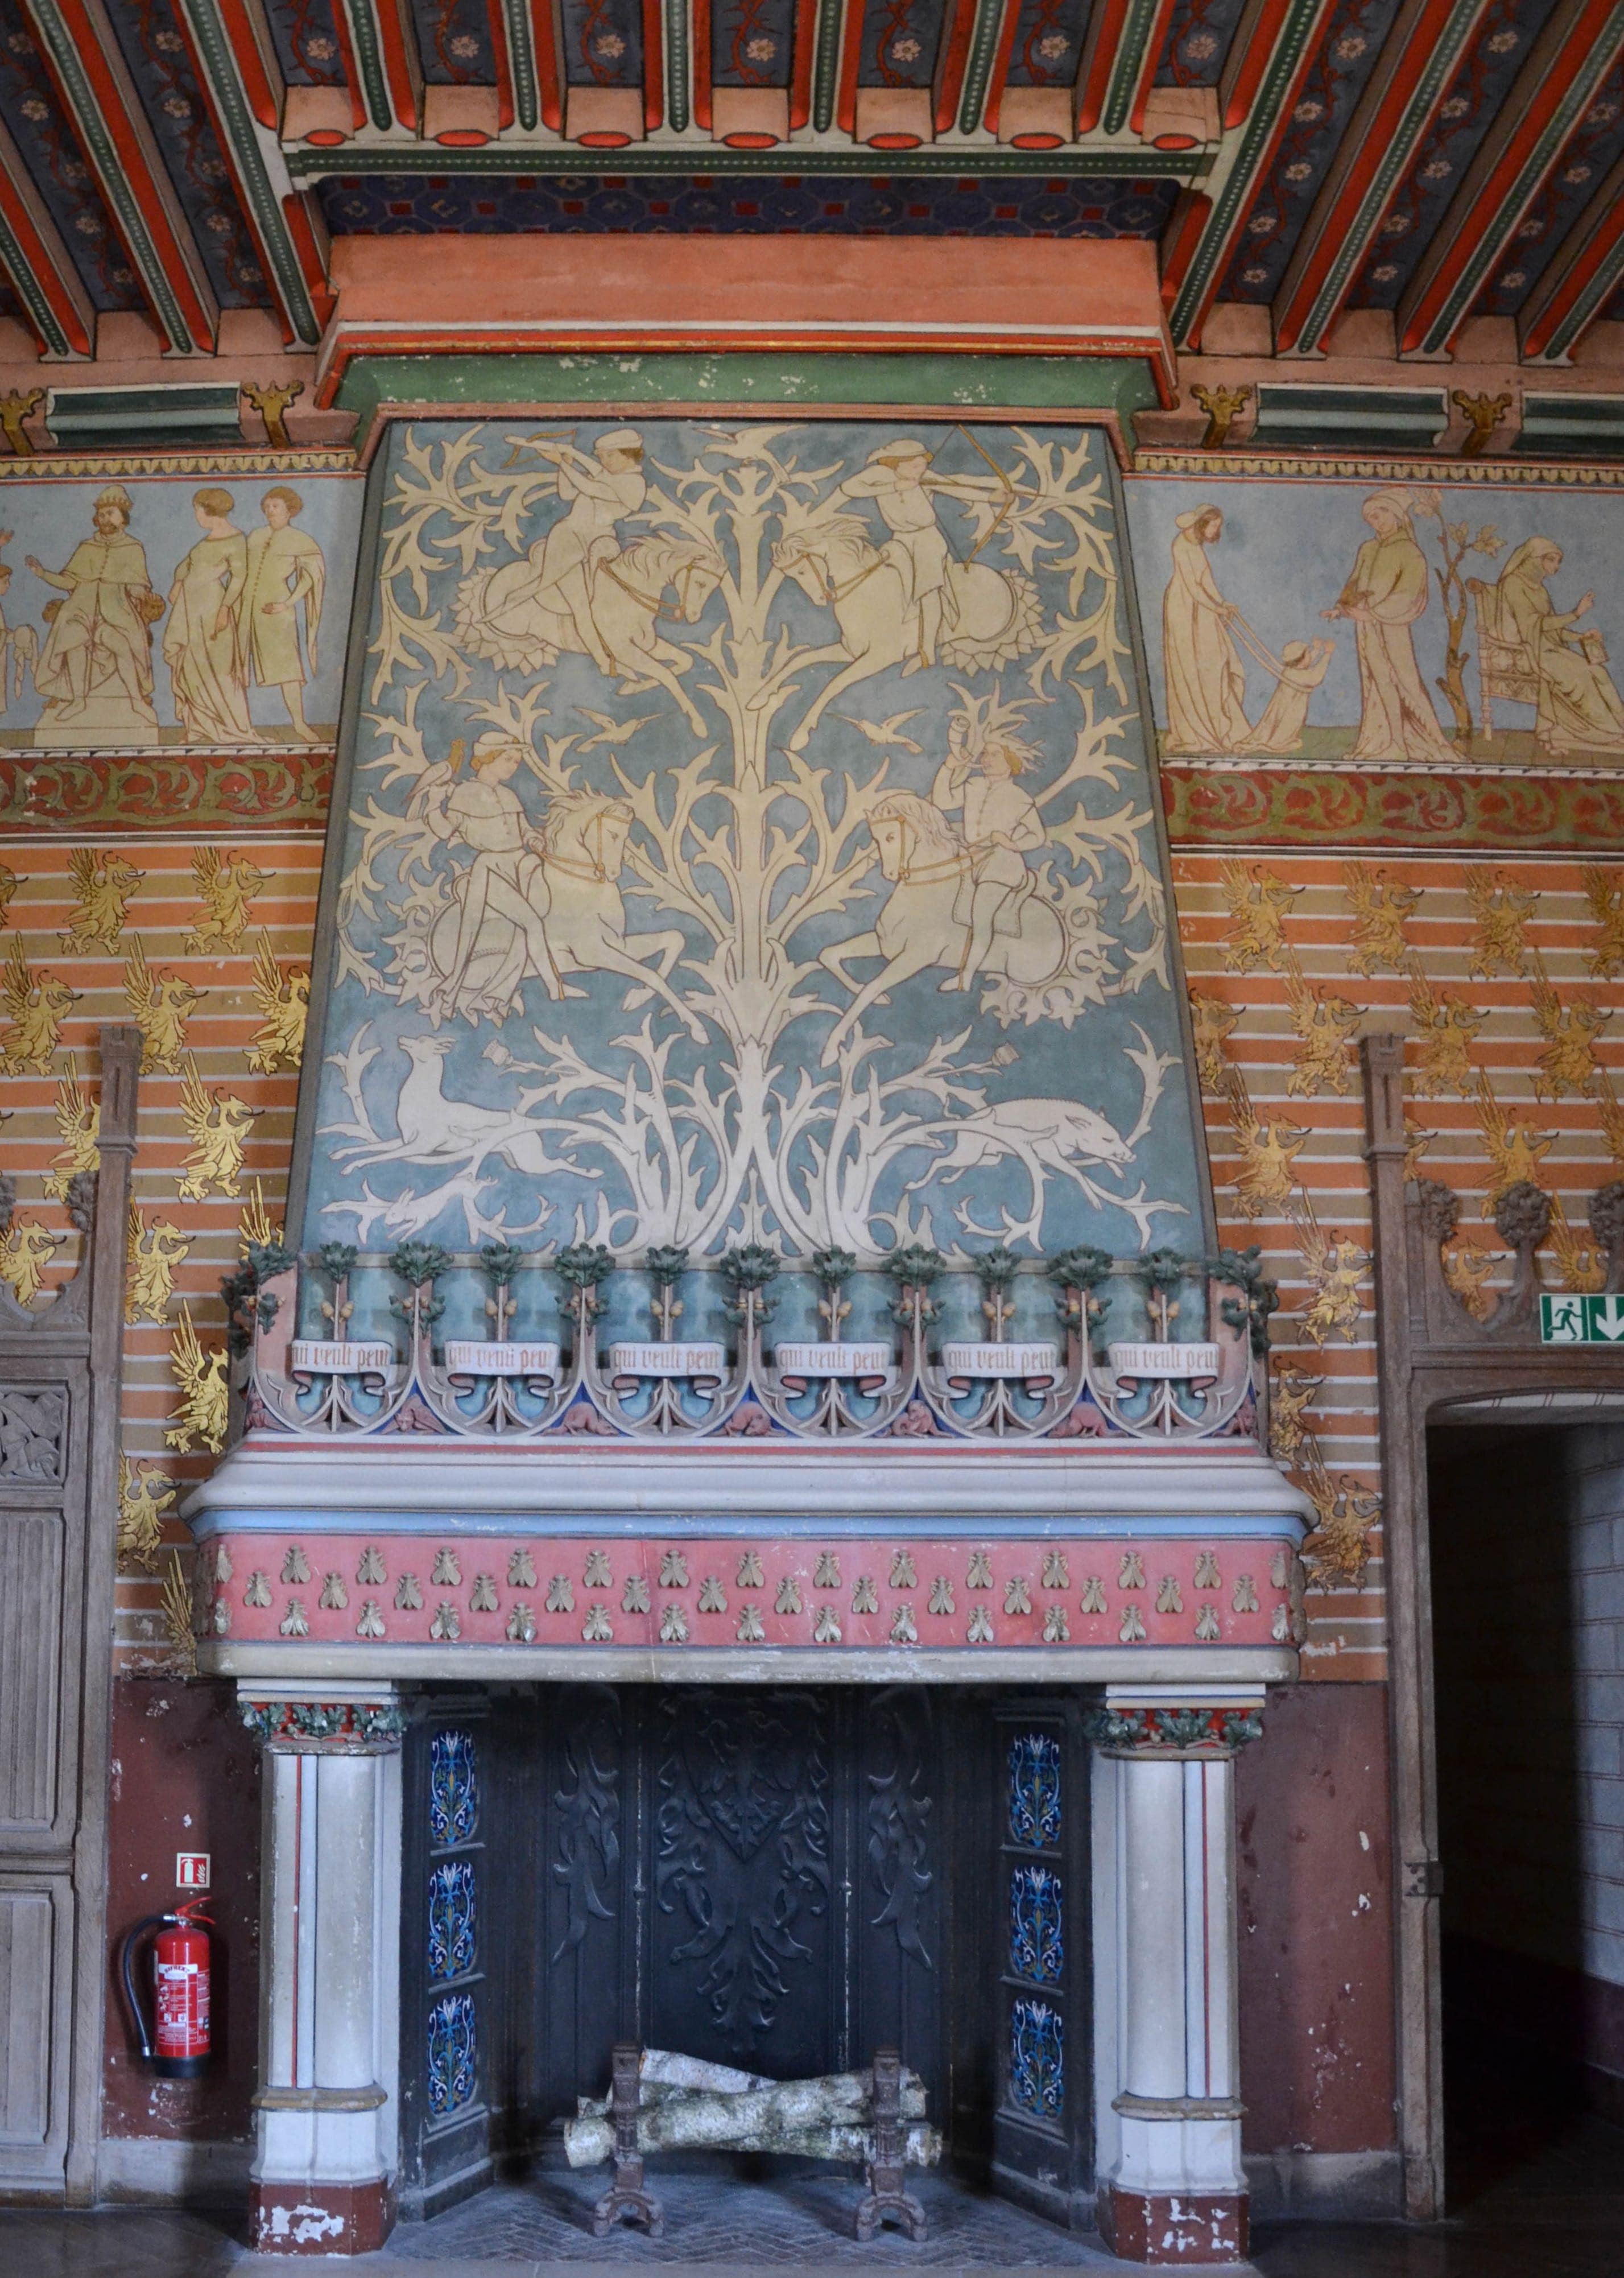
[1010,1996,1064,2116]
[428,1858,478,1980]
[427,1990,479,2114]
[1010,1863,1064,1981]
[1009,1732,1062,1848]
[430,1728,480,1847]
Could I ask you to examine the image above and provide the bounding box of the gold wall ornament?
[1285,972,1361,1099]
[1189,382,1251,451]
[241,378,304,449]
[246,932,309,1073]
[1229,1109,1309,1216]
[1472,1070,1555,1214]
[158,1549,198,1678]
[1406,973,1485,1098]
[1465,865,1537,979]
[1546,1198,1605,1294]
[1187,989,1240,1093]
[1300,1463,1381,1589]
[0,1215,64,1305]
[60,847,144,952]
[1299,1229,1367,1346]
[176,1056,254,1201]
[125,1203,192,1324]
[117,1453,175,1571]
[123,937,201,1074]
[1219,859,1301,973]
[1266,1363,1319,1465]
[1528,951,1610,1101]
[43,1055,100,1200]
[0,387,43,456]
[236,1179,283,1255]
[186,847,271,951]
[1440,1235,1499,1320]
[1581,864,1624,981]
[0,861,15,924]
[1451,390,1512,459]
[0,934,76,1074]
[1342,862,1421,977]
[163,1302,230,1455]
[1402,1118,1435,1181]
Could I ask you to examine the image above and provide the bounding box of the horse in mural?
[453,534,726,732]
[770,518,1042,753]
[534,790,705,1041]
[396,791,702,1038]
[816,793,1110,1064]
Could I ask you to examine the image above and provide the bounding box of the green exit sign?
[1541,1293,1624,1344]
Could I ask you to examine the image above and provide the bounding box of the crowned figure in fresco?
[1323,489,1454,763]
[1483,537,1624,756]
[407,731,574,1025]
[28,483,164,748]
[243,486,327,744]
[163,486,255,745]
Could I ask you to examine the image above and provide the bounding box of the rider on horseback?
[416,731,567,1022]
[525,428,646,677]
[930,695,1047,992]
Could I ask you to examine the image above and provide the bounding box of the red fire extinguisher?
[120,1897,212,2079]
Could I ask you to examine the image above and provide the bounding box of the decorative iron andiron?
[854,2047,927,2241]
[592,2042,664,2238]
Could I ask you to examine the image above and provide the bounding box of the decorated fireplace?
[184,408,1308,2264]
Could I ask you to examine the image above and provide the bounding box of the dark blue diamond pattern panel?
[429,1728,480,1846]
[0,21,143,309]
[1003,0,1092,92]
[857,0,951,89]
[262,0,349,84]
[713,0,798,89]
[317,171,1179,235]
[560,0,644,86]
[410,0,501,81]
[1007,1731,1061,1848]
[1221,0,1404,302]
[1476,57,1624,315]
[1155,0,1248,85]
[1348,0,1561,308]
[1009,1996,1064,2118]
[104,0,267,307]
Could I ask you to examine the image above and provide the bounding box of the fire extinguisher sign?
[176,1852,210,1889]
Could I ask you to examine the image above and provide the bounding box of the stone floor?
[5,2082,1624,2277]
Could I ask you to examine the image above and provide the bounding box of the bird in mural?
[246,932,309,1074]
[187,847,271,952]
[42,1055,100,1202]
[0,935,77,1075]
[692,424,806,461]
[164,1302,230,1455]
[575,707,664,749]
[123,938,202,1075]
[61,847,144,953]
[176,1056,255,1202]
[126,1204,193,1326]
[836,709,925,752]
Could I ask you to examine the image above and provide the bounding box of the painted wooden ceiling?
[1,0,1620,366]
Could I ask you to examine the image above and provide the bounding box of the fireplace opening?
[394,1684,1094,2233]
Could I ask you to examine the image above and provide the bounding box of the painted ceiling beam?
[21,0,220,353]
[278,127,1198,172]
[172,0,330,346]
[336,0,424,133]
[1396,0,1624,356]
[0,112,94,358]
[1272,0,1491,357]
[1162,0,1337,348]
[1519,147,1624,360]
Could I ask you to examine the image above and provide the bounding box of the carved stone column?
[238,1685,404,2256]
[1089,1688,1263,2265]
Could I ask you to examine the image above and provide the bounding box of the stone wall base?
[1099,2185,1249,2264]
[248,2177,395,2255]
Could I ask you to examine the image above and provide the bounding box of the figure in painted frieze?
[164,487,254,745]
[28,484,164,746]
[1323,490,1454,764]
[243,486,326,744]
[1484,537,1624,756]
[929,691,1049,992]
[1160,506,1251,755]
[411,731,570,1024]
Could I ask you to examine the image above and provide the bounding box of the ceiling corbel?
[1272,0,1491,356]
[1396,0,1624,356]
[171,0,330,346]
[1161,0,1337,348]
[0,113,94,358]
[1519,147,1624,360]
[21,0,220,354]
